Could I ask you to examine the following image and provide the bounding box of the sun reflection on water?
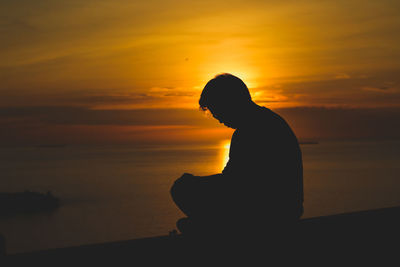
[220,140,231,171]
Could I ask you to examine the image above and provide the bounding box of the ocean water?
[0,140,399,253]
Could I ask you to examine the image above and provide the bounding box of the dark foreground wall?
[3,206,400,265]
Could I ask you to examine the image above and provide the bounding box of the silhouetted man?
[170,73,303,236]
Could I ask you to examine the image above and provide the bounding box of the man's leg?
[170,174,224,234]
[170,174,224,217]
[170,174,198,217]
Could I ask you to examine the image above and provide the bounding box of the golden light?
[197,65,259,91]
[220,139,231,170]
[191,36,261,91]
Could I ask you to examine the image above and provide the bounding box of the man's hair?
[199,73,252,111]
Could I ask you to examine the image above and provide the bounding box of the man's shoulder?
[246,106,281,130]
[259,106,284,121]
[259,106,292,129]
[251,106,297,140]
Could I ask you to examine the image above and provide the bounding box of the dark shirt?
[222,106,304,221]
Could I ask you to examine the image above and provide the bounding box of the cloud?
[0,106,217,127]
[0,86,200,109]
[362,86,395,93]
[255,70,400,108]
[148,87,196,97]
[276,106,400,140]
[0,106,400,145]
[335,73,351,80]
[0,106,232,145]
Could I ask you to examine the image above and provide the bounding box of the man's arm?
[196,173,224,182]
[177,173,224,183]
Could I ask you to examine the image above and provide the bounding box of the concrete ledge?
[3,206,400,264]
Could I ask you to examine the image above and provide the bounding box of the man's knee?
[170,175,195,200]
[170,179,179,198]
[170,176,185,199]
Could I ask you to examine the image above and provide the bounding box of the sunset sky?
[1,0,399,144]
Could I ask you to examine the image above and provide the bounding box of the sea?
[0,139,399,254]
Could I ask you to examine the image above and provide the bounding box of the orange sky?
[1,0,399,144]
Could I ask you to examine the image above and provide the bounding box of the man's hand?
[180,173,194,179]
[174,173,195,185]
[172,173,196,189]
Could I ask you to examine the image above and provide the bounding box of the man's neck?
[236,102,260,129]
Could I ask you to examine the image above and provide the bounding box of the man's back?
[222,106,303,222]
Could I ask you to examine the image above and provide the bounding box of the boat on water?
[0,191,59,216]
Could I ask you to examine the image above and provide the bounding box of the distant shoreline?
[36,144,67,148]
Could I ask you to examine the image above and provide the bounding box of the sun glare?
[220,140,231,170]
[200,67,259,90]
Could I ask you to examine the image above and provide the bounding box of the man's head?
[199,73,253,128]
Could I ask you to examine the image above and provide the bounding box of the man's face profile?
[207,103,238,129]
[200,74,254,129]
